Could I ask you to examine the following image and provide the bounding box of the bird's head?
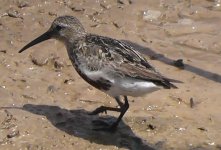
[19,16,85,53]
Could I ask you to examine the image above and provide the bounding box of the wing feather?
[82,34,180,88]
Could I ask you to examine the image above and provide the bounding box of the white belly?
[106,77,161,97]
[80,67,161,97]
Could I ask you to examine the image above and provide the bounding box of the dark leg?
[88,96,122,115]
[88,106,121,115]
[108,96,129,130]
[93,96,129,131]
[115,96,124,107]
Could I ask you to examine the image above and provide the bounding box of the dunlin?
[19,16,181,131]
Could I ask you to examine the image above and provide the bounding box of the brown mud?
[0,0,221,149]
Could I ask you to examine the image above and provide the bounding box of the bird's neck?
[64,35,85,56]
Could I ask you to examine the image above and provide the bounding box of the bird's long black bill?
[19,31,52,53]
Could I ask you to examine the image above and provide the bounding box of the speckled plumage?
[72,34,177,89]
[19,16,180,131]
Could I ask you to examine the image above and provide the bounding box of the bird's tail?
[166,78,183,89]
[166,78,183,83]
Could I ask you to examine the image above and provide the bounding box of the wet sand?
[0,0,221,149]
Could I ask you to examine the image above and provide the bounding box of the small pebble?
[112,21,121,28]
[18,1,29,8]
[48,11,57,16]
[30,53,49,66]
[69,4,85,12]
[197,127,207,131]
[190,97,194,108]
[173,59,184,69]
[64,79,75,85]
[22,94,36,100]
[31,57,48,66]
[147,124,156,130]
[117,0,131,5]
[100,2,111,9]
[7,129,19,138]
[7,8,23,19]
[0,50,7,53]
[54,59,64,69]
[47,85,57,93]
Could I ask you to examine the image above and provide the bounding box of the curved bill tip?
[19,31,52,53]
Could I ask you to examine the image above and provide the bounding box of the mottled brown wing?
[86,34,155,68]
[115,62,177,88]
[85,34,178,88]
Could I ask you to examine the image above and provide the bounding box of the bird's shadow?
[15,104,154,150]
[123,40,221,84]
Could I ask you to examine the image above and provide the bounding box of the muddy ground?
[0,0,221,149]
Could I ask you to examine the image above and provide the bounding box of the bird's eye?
[56,25,63,31]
